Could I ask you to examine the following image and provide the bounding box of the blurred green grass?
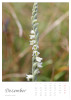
[2,3,69,81]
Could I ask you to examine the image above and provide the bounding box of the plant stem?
[32,3,38,81]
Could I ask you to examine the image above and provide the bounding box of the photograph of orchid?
[26,3,43,81]
[2,3,69,81]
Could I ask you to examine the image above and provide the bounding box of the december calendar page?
[0,0,71,100]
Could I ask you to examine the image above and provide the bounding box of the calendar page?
[0,0,71,100]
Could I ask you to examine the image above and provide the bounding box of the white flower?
[26,74,33,81]
[30,35,35,39]
[36,57,43,62]
[31,30,35,34]
[37,62,43,68]
[33,68,40,75]
[32,45,39,50]
[33,51,40,56]
[30,40,36,45]
[33,63,37,68]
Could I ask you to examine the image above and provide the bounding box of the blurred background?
[2,3,69,81]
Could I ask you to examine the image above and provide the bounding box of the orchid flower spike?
[26,2,43,81]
